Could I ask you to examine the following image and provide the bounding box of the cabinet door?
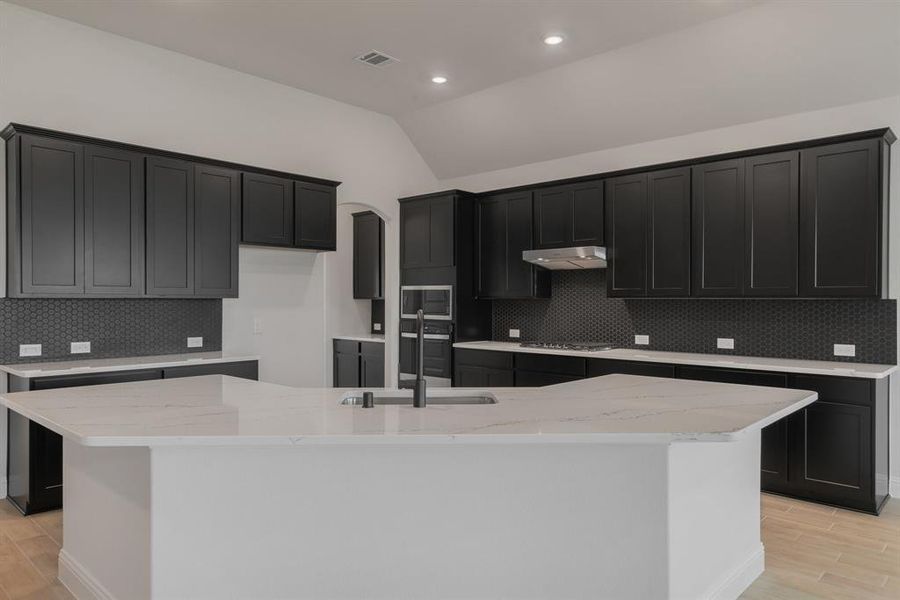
[294,181,336,250]
[800,139,881,297]
[19,135,85,295]
[84,145,144,295]
[588,360,675,378]
[146,156,194,296]
[745,151,798,296]
[426,195,455,268]
[162,361,258,381]
[241,173,293,246]
[334,351,361,387]
[400,196,455,269]
[455,365,514,387]
[606,173,648,296]
[353,212,384,299]
[477,191,547,298]
[647,168,691,296]
[692,159,745,296]
[194,165,239,297]
[534,181,604,249]
[360,343,385,387]
[515,370,581,387]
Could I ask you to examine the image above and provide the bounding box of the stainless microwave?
[400,285,453,321]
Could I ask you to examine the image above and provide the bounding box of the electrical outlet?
[253,318,263,335]
[187,337,203,348]
[634,334,650,346]
[373,323,382,332]
[717,337,735,350]
[70,341,91,354]
[19,344,41,357]
[833,343,856,357]
[509,329,521,339]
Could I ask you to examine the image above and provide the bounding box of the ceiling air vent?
[355,50,399,68]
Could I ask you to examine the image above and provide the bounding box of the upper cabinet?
[353,211,384,299]
[476,190,550,299]
[800,139,884,297]
[294,181,336,251]
[400,194,455,270]
[533,180,604,249]
[4,123,339,298]
[241,173,293,247]
[692,159,745,297]
[605,173,648,296]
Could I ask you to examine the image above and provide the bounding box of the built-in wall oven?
[400,285,453,321]
[398,319,452,387]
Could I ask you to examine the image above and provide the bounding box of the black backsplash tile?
[492,271,896,364]
[0,298,222,364]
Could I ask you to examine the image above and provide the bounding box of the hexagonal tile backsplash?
[0,298,222,364]
[492,271,896,364]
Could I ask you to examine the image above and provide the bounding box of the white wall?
[0,2,438,390]
[441,95,900,492]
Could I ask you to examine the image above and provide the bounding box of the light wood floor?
[0,493,896,599]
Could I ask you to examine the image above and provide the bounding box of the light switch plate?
[634,334,650,346]
[717,337,735,350]
[253,318,263,335]
[509,329,521,339]
[70,341,91,354]
[373,323,382,332]
[187,337,203,348]
[19,344,42,357]
[834,343,856,357]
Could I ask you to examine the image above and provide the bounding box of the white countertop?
[0,352,260,379]
[0,374,816,447]
[332,335,385,343]
[453,341,897,379]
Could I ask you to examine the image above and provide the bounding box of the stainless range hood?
[522,246,607,270]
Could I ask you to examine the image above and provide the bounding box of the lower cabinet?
[6,360,259,515]
[514,353,585,387]
[333,340,385,387]
[454,349,515,387]
[588,359,675,378]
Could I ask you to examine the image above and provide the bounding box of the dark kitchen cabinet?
[676,365,791,494]
[400,194,455,269]
[476,191,550,299]
[588,359,675,378]
[294,181,336,251]
[146,156,194,296]
[14,135,85,296]
[241,173,294,247]
[788,375,887,513]
[7,368,164,515]
[162,360,258,380]
[333,339,385,387]
[533,181,604,249]
[194,165,240,297]
[514,353,585,387]
[800,139,885,297]
[84,145,145,295]
[454,348,515,387]
[647,168,691,296]
[692,159,745,297]
[353,211,384,299]
[744,151,799,296]
[606,173,648,296]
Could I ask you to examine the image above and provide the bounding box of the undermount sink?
[341,393,497,406]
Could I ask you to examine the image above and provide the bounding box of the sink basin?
[341,394,497,406]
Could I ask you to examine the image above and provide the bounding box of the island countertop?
[0,374,817,447]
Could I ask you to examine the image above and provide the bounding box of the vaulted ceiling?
[12,0,900,180]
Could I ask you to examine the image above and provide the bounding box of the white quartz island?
[1,374,817,600]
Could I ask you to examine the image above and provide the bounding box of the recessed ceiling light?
[543,35,564,46]
[431,76,448,84]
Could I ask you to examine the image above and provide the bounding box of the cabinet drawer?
[334,339,360,355]
[455,348,514,370]
[790,375,871,407]
[30,368,162,389]
[162,361,259,381]
[676,366,786,387]
[515,370,581,387]
[589,360,675,378]
[515,353,586,377]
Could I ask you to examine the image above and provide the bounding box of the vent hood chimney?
[522,246,607,270]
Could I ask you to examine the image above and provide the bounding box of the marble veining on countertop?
[332,335,385,343]
[0,352,260,379]
[453,341,897,379]
[0,374,816,447]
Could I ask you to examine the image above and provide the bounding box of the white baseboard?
[891,476,900,498]
[0,476,6,499]
[58,549,115,600]
[707,544,765,600]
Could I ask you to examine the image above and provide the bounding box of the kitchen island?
[1,374,817,600]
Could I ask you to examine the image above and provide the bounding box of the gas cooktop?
[519,341,616,352]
